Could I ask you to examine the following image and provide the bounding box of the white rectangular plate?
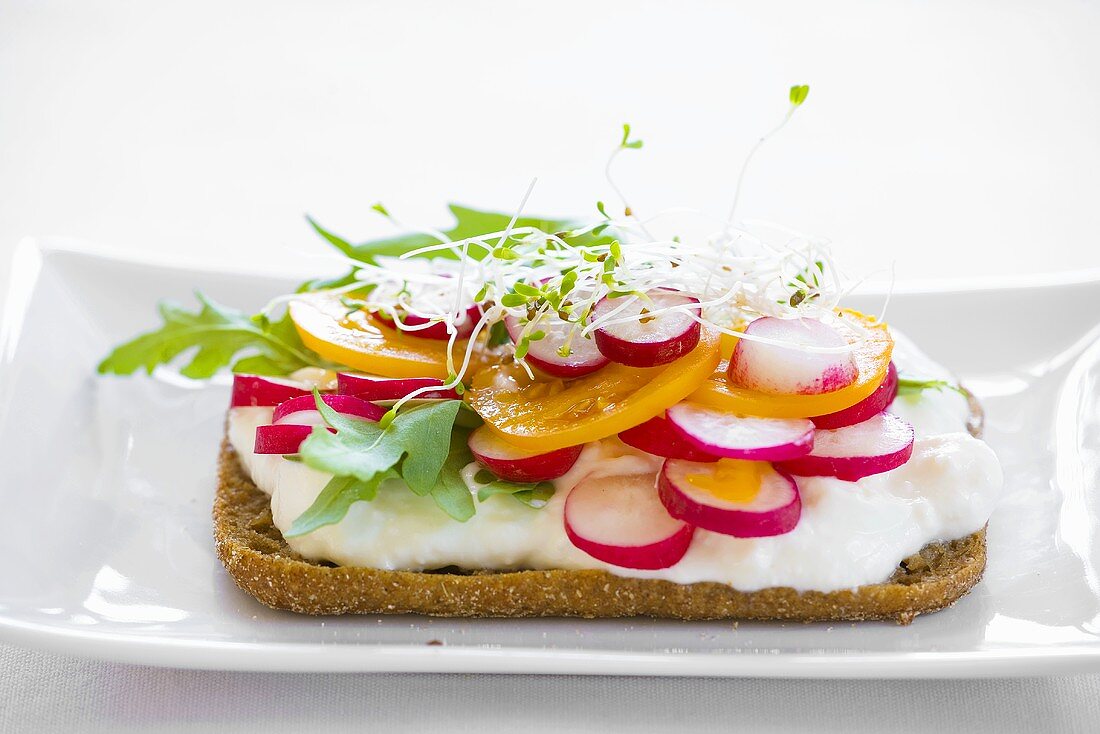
[2,239,1099,677]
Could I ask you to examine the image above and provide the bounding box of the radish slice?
[618,415,720,462]
[374,303,482,340]
[776,412,915,481]
[254,424,329,454]
[230,374,310,407]
[337,373,461,401]
[591,290,701,367]
[659,459,801,537]
[665,403,814,461]
[271,394,386,425]
[505,315,609,378]
[468,425,582,482]
[811,362,898,429]
[564,473,695,569]
[728,317,858,395]
[273,409,331,428]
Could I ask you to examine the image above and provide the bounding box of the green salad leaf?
[284,470,398,538]
[896,376,966,397]
[292,393,473,527]
[98,203,587,379]
[299,395,460,488]
[472,469,556,508]
[96,293,324,378]
[430,433,478,522]
[308,204,578,267]
[286,391,557,533]
[486,320,511,348]
[301,204,616,295]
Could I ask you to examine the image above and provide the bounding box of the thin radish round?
[505,315,609,378]
[374,303,482,340]
[272,394,386,425]
[337,373,460,401]
[618,415,720,462]
[591,289,701,367]
[254,424,329,454]
[659,459,801,537]
[665,402,814,461]
[811,362,898,429]
[564,473,694,569]
[273,408,335,428]
[728,317,858,395]
[468,425,582,482]
[230,374,310,407]
[776,412,915,481]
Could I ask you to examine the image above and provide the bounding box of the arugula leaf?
[429,432,477,521]
[390,400,462,495]
[283,470,398,538]
[228,354,293,376]
[300,205,583,299]
[896,376,966,397]
[305,216,356,258]
[96,293,323,379]
[487,320,511,348]
[296,269,368,295]
[297,394,469,521]
[298,417,397,481]
[102,205,605,379]
[305,204,578,268]
[473,469,556,508]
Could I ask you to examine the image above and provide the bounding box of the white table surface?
[2,1,1100,731]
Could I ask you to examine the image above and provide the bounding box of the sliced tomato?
[467,329,721,451]
[289,293,454,379]
[688,310,893,418]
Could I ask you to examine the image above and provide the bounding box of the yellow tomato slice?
[688,310,893,418]
[467,329,721,451]
[289,292,454,379]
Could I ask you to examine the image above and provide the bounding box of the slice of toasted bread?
[213,393,988,624]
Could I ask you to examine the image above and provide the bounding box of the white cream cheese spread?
[227,331,1003,593]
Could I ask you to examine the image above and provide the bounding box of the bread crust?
[213,395,989,623]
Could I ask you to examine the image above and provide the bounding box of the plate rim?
[4,614,1100,677]
[3,237,1100,677]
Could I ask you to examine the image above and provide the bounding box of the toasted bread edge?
[213,435,987,624]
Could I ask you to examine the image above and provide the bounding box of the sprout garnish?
[294,84,871,420]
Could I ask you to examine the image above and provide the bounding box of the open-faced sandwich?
[100,93,1002,624]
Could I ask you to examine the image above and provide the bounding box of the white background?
[3,0,1100,283]
[2,1,1100,731]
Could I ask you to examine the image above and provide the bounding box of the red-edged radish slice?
[505,315,609,378]
[254,424,328,454]
[811,362,898,429]
[564,473,695,569]
[591,290,701,367]
[272,394,386,425]
[467,425,582,482]
[776,412,915,481]
[374,303,482,340]
[230,374,310,407]
[659,459,801,537]
[728,317,858,395]
[337,373,461,401]
[273,410,330,428]
[618,415,720,462]
[665,403,814,461]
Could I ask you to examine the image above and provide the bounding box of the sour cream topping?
[227,330,1002,592]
